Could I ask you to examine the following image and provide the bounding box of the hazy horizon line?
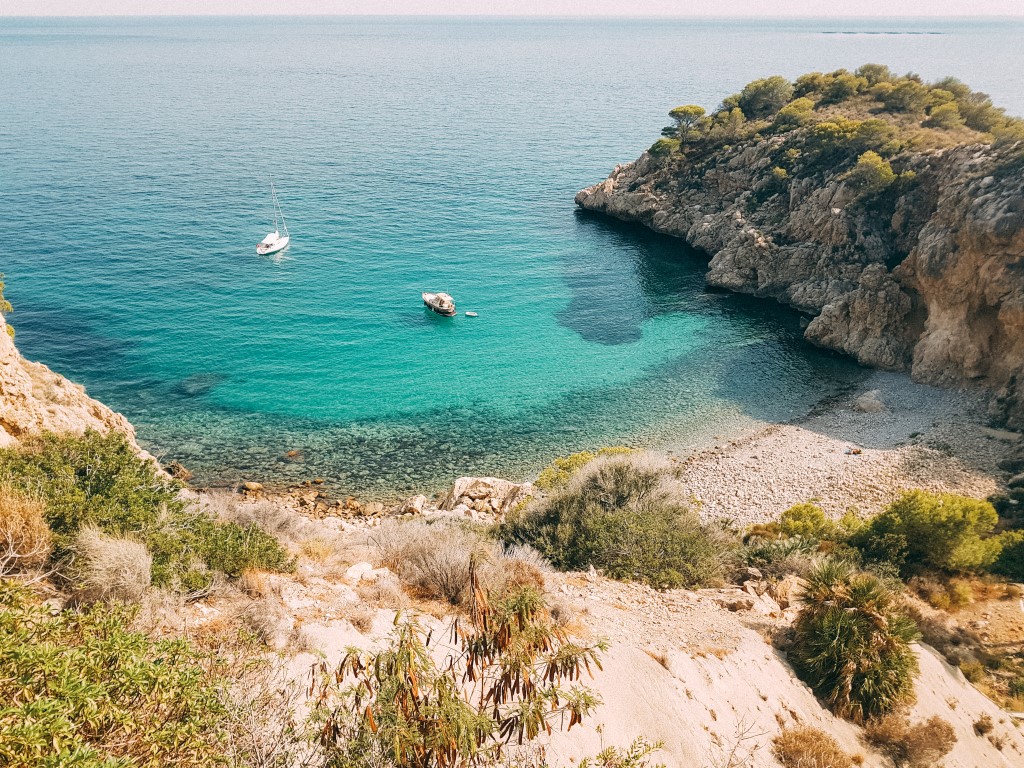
[3,12,1022,19]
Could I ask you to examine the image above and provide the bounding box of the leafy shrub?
[823,72,868,104]
[0,581,231,767]
[854,491,1001,575]
[0,432,293,592]
[0,484,51,574]
[788,560,919,722]
[775,97,815,128]
[534,446,635,491]
[925,101,964,129]
[666,104,706,141]
[864,714,956,768]
[506,454,730,589]
[578,738,664,768]
[772,726,854,768]
[960,659,986,683]
[735,75,794,119]
[993,529,1024,580]
[779,502,836,540]
[311,585,604,768]
[845,151,896,197]
[649,137,679,157]
[856,63,894,86]
[741,535,821,579]
[875,78,930,114]
[72,526,152,603]
[802,118,901,166]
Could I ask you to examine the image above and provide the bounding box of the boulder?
[852,389,888,414]
[440,477,534,517]
[345,562,374,583]
[401,494,428,515]
[241,481,263,493]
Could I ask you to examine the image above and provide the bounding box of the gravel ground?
[667,371,1017,525]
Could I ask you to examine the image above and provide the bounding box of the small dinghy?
[422,292,456,316]
[465,311,478,317]
[256,180,290,255]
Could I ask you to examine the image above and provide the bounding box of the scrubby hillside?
[576,66,1024,428]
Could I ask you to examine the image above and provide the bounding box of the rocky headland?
[577,68,1024,429]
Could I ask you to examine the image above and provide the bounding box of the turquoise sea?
[2,16,1022,497]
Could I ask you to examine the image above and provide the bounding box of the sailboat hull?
[256,236,290,255]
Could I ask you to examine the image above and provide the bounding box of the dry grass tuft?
[864,713,957,768]
[299,536,335,563]
[237,568,272,598]
[0,484,52,574]
[357,572,408,610]
[371,517,555,610]
[241,596,293,649]
[772,726,855,768]
[973,713,994,735]
[344,603,376,633]
[72,526,152,603]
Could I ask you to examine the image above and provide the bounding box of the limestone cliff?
[0,314,139,449]
[577,129,1024,427]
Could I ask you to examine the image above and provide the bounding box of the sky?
[3,0,1023,17]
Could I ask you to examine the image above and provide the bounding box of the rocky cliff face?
[577,140,1024,428]
[0,315,140,449]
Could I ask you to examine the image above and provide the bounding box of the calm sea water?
[2,16,1022,497]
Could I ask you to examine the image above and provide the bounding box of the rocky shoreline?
[576,132,1024,430]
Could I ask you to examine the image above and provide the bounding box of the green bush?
[993,530,1024,581]
[779,502,836,540]
[854,491,1001,575]
[0,581,231,767]
[875,78,930,114]
[774,97,815,128]
[856,63,894,86]
[534,446,635,492]
[788,560,920,722]
[736,75,794,119]
[506,455,730,589]
[845,151,897,197]
[0,431,293,592]
[925,102,964,130]
[649,137,680,157]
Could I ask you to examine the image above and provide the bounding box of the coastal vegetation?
[651,65,1024,220]
[503,454,729,589]
[0,273,12,338]
[0,431,294,595]
[310,584,606,768]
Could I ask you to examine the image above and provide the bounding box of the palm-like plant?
[789,560,920,723]
[311,561,605,768]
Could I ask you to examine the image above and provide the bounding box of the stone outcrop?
[0,315,140,449]
[577,140,1024,428]
[440,476,534,516]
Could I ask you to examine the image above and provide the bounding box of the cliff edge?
[576,68,1024,428]
[0,314,139,449]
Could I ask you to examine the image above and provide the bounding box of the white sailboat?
[256,180,290,255]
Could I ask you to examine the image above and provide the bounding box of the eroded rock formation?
[0,315,140,449]
[577,142,1024,427]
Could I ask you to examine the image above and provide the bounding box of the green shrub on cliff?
[734,75,794,119]
[993,530,1024,581]
[507,454,729,588]
[0,431,293,593]
[774,97,815,128]
[854,490,1001,576]
[0,580,232,767]
[788,560,920,722]
[925,101,965,130]
[845,151,897,197]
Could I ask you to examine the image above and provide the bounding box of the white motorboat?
[256,180,290,255]
[422,292,456,316]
